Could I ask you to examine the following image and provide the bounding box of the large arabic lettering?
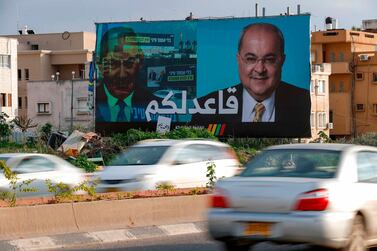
[145,87,239,122]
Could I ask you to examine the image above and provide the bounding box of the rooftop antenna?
[255,3,258,17]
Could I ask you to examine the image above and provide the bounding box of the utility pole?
[71,71,75,133]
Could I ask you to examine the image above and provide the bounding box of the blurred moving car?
[0,153,86,197]
[208,143,377,251]
[96,139,240,192]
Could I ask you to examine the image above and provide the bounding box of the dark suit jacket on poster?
[191,82,311,138]
[96,84,160,122]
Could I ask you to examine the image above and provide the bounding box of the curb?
[0,222,207,251]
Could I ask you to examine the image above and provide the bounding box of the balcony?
[331,62,351,74]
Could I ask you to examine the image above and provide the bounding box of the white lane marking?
[85,229,136,243]
[9,237,60,251]
[159,223,201,236]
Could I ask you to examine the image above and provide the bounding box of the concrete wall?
[0,195,208,240]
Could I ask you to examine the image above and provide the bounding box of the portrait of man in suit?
[192,22,311,137]
[96,27,159,122]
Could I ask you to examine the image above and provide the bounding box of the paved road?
[62,233,312,251]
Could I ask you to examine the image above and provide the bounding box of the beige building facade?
[27,79,93,132]
[5,32,95,119]
[311,29,377,138]
[0,37,18,120]
[310,63,331,140]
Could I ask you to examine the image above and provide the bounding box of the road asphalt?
[0,222,207,251]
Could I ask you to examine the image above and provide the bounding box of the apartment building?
[352,51,377,133]
[311,29,377,138]
[310,63,331,139]
[3,31,95,130]
[5,31,95,118]
[0,37,18,120]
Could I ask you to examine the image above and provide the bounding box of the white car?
[0,153,86,197]
[96,139,240,192]
[208,143,377,251]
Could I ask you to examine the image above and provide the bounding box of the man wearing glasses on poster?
[192,23,311,137]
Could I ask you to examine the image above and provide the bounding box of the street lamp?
[70,71,75,133]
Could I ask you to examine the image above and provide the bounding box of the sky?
[0,0,376,35]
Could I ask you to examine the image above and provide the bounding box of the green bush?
[0,112,11,141]
[226,137,292,150]
[165,127,217,140]
[39,123,53,143]
[111,127,217,149]
[343,132,377,147]
[70,155,97,173]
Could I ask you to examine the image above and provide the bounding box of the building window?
[7,94,12,107]
[317,112,327,129]
[356,104,365,112]
[31,44,39,50]
[317,80,326,94]
[0,93,6,107]
[18,97,22,109]
[339,81,345,92]
[330,82,336,92]
[329,110,333,123]
[37,102,50,114]
[356,72,364,80]
[373,73,377,83]
[0,55,10,68]
[25,69,29,80]
[310,112,315,128]
[77,97,89,114]
[372,104,377,115]
[18,69,21,80]
[330,52,336,62]
[339,52,345,61]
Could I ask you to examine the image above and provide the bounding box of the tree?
[12,116,38,132]
[0,112,11,141]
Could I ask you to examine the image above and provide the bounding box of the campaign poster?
[95,15,311,138]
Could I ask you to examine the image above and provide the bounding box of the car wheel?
[342,215,367,251]
[223,241,252,251]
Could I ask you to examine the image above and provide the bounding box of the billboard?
[95,15,311,137]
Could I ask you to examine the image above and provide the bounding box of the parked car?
[208,143,377,251]
[96,139,240,192]
[0,153,86,197]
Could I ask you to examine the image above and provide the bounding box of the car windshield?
[109,146,169,166]
[241,149,341,178]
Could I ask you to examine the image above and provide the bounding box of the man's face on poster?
[237,26,285,102]
[102,36,143,100]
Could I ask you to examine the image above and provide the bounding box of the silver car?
[97,139,240,192]
[208,143,377,251]
[0,153,86,197]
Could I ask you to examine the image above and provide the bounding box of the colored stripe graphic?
[215,124,221,136]
[207,124,213,132]
[211,124,217,134]
[219,124,226,136]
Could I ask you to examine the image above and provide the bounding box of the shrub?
[348,132,377,147]
[165,127,217,140]
[0,112,11,141]
[70,155,97,173]
[39,123,53,143]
